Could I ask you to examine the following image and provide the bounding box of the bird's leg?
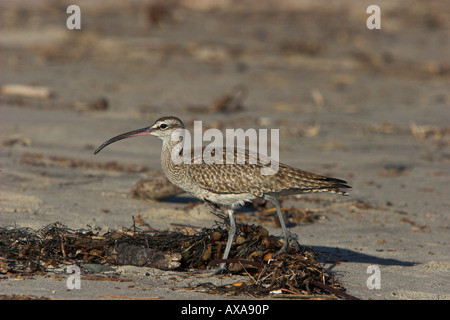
[264,195,291,257]
[210,209,236,275]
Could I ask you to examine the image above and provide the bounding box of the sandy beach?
[1,0,449,300]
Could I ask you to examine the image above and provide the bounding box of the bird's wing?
[184,147,351,196]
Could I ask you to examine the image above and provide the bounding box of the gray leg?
[264,195,290,256]
[212,209,236,275]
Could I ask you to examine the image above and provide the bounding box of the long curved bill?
[94,126,151,154]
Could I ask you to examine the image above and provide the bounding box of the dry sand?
[1,0,449,300]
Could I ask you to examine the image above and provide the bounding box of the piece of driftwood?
[1,84,54,99]
[109,243,181,270]
[0,222,184,273]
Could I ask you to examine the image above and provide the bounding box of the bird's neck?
[161,135,185,172]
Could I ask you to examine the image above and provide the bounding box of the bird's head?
[94,116,185,154]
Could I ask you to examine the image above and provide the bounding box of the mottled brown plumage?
[95,116,351,273]
[187,160,349,197]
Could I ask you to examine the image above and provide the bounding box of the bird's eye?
[160,123,168,129]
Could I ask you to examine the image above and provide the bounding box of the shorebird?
[94,116,351,273]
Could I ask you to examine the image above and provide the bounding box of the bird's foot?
[273,232,300,258]
[189,263,228,276]
[273,243,288,258]
[208,264,228,276]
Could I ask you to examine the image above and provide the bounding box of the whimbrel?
[94,116,351,273]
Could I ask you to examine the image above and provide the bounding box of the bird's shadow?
[162,196,416,268]
[162,195,199,204]
[308,245,416,267]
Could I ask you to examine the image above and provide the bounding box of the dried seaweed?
[17,152,153,173]
[0,220,353,299]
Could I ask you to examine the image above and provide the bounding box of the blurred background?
[1,0,449,300]
[1,0,449,226]
[2,0,448,122]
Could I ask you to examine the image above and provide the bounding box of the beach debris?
[208,84,248,113]
[0,220,353,299]
[74,97,109,111]
[184,84,248,114]
[18,152,152,173]
[2,134,33,147]
[1,84,54,99]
